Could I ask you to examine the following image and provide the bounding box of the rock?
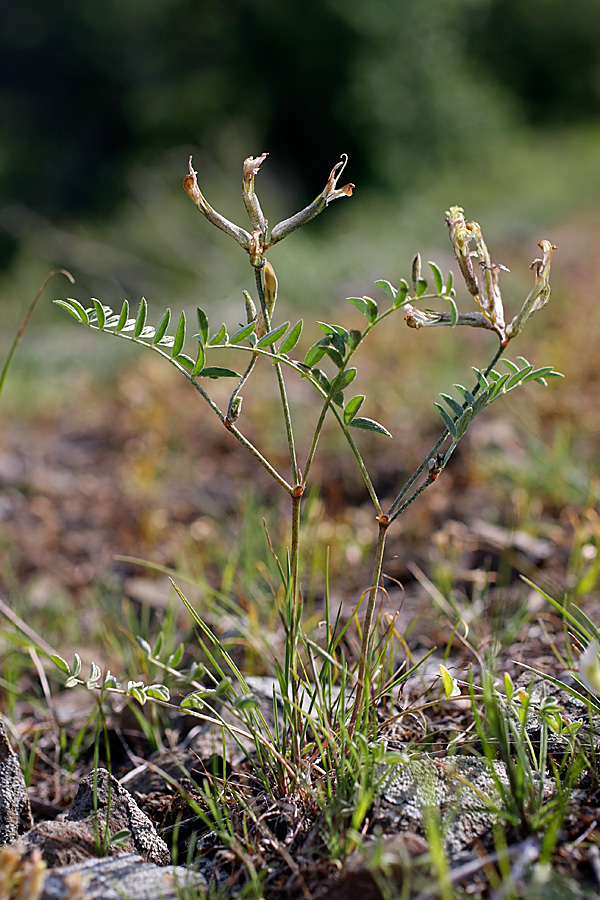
[39,853,206,900]
[0,716,33,846]
[19,769,170,867]
[373,755,511,858]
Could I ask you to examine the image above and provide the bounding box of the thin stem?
[287,490,303,766]
[255,267,300,484]
[275,363,299,483]
[224,420,294,495]
[349,516,389,736]
[1,269,75,399]
[227,353,258,420]
[301,385,382,514]
[301,396,332,488]
[186,373,294,494]
[290,491,302,620]
[387,342,506,519]
[340,420,382,514]
[388,478,432,523]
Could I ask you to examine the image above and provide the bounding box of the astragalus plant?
[53,152,560,777]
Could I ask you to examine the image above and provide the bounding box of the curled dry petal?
[404,305,442,329]
[243,152,269,182]
[324,154,355,205]
[506,240,557,340]
[446,206,479,297]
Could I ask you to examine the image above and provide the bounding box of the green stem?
[227,352,258,420]
[301,395,332,488]
[255,268,299,484]
[336,416,382,515]
[275,363,299,483]
[290,490,302,620]
[349,516,389,736]
[186,374,294,494]
[225,419,294,495]
[287,489,303,766]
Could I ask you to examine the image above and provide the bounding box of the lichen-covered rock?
[373,755,510,858]
[39,853,206,900]
[0,716,33,846]
[18,769,170,868]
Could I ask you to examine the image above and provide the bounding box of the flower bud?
[264,260,278,319]
[242,290,257,324]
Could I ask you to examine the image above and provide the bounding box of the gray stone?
[40,853,206,900]
[374,755,511,858]
[19,768,170,868]
[0,716,33,846]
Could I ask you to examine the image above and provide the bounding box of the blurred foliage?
[2,0,599,232]
[470,0,600,125]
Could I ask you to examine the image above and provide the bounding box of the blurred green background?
[2,0,600,317]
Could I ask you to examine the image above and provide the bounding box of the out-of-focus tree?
[0,0,598,270]
[469,0,600,125]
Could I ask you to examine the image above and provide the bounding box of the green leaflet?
[428,261,444,294]
[279,320,303,355]
[344,394,364,424]
[152,308,171,345]
[228,321,257,345]
[134,297,147,338]
[198,366,240,379]
[172,311,186,357]
[348,416,392,438]
[116,299,130,333]
[256,321,290,348]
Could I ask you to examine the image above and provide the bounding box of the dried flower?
[506,240,556,340]
[183,157,252,250]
